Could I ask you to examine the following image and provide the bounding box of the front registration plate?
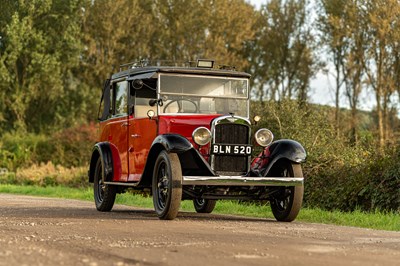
[212,144,252,155]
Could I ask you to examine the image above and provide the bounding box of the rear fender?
[88,142,121,183]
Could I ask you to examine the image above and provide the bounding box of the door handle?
[121,122,130,127]
[131,134,141,138]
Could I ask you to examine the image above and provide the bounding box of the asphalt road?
[0,194,399,266]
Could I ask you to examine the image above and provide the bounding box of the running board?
[103,181,139,187]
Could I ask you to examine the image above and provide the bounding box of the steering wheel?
[163,99,199,113]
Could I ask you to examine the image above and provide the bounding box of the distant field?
[0,184,398,231]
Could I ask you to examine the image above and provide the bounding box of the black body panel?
[88,142,114,183]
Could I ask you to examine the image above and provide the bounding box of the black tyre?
[270,160,304,222]
[152,151,182,220]
[93,157,116,212]
[193,199,216,213]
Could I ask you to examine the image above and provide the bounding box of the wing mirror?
[149,99,163,107]
[132,79,143,89]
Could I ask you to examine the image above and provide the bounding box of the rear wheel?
[152,151,182,220]
[193,199,216,213]
[93,157,116,212]
[270,160,303,222]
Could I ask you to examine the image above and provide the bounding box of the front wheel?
[193,199,216,213]
[152,151,182,220]
[93,157,116,212]
[270,161,304,222]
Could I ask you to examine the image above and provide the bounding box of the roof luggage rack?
[119,59,236,72]
[119,60,195,71]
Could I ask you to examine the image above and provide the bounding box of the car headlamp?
[255,128,274,147]
[192,127,211,146]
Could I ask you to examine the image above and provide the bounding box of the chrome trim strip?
[160,92,248,99]
[182,176,304,186]
[104,181,138,187]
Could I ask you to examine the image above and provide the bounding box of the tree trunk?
[376,89,385,150]
[335,60,341,138]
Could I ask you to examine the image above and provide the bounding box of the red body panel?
[158,114,221,144]
[127,117,157,181]
[99,114,222,182]
[251,148,270,172]
[99,116,129,182]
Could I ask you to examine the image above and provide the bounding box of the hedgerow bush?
[0,132,47,171]
[0,162,88,188]
[0,123,97,170]
[38,123,98,167]
[251,100,399,212]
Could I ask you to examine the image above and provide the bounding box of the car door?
[128,79,158,182]
[107,80,129,182]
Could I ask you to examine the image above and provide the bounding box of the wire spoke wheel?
[95,178,105,203]
[156,163,169,210]
[93,157,116,212]
[193,198,217,213]
[152,151,182,220]
[270,160,304,222]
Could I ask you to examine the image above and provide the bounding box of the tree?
[318,0,348,137]
[249,0,317,103]
[342,1,366,144]
[80,0,154,90]
[363,0,400,149]
[149,0,256,69]
[203,0,256,69]
[0,0,84,133]
[149,0,209,61]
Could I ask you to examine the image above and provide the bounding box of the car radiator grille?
[213,124,249,174]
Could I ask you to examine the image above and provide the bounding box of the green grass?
[0,184,398,231]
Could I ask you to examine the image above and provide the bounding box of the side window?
[98,79,112,120]
[134,79,157,118]
[114,81,128,116]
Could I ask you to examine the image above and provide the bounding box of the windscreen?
[159,74,249,117]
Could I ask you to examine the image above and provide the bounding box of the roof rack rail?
[218,64,236,71]
[119,60,197,71]
[119,59,237,72]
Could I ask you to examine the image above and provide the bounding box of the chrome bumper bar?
[182,176,304,186]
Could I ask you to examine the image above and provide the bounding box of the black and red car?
[88,60,306,221]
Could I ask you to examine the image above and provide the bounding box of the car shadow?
[3,205,277,223]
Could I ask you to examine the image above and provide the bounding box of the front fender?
[252,139,306,177]
[137,134,214,188]
[269,139,306,164]
[151,134,193,153]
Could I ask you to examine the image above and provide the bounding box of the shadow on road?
[2,204,277,223]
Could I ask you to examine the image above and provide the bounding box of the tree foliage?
[318,0,400,148]
[0,0,84,132]
[248,0,317,103]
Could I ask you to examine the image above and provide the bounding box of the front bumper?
[182,176,304,186]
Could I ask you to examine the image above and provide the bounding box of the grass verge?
[0,184,398,231]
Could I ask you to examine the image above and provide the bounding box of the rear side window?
[134,79,157,118]
[114,81,128,116]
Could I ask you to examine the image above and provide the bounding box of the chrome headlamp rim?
[255,128,274,147]
[192,127,212,146]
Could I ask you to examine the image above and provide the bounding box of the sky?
[245,0,376,111]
